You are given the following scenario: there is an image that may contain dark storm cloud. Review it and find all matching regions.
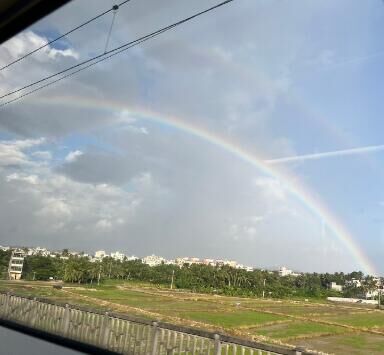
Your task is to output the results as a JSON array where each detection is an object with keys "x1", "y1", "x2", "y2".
[{"x1": 58, "y1": 151, "x2": 147, "y2": 185}]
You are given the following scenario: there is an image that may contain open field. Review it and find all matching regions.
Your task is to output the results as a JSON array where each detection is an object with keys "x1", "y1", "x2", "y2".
[{"x1": 1, "y1": 280, "x2": 384, "y2": 354}]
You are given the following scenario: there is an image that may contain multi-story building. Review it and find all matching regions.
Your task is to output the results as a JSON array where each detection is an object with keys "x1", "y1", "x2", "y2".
[
  {"x1": 27, "y1": 247, "x2": 50, "y2": 256},
  {"x1": 345, "y1": 278, "x2": 362, "y2": 288},
  {"x1": 111, "y1": 251, "x2": 125, "y2": 262},
  {"x1": 94, "y1": 250, "x2": 108, "y2": 260},
  {"x1": 279, "y1": 267, "x2": 301, "y2": 277},
  {"x1": 278, "y1": 266, "x2": 293, "y2": 277},
  {"x1": 175, "y1": 257, "x2": 245, "y2": 269},
  {"x1": 126, "y1": 255, "x2": 138, "y2": 261},
  {"x1": 8, "y1": 249, "x2": 25, "y2": 280},
  {"x1": 224, "y1": 260, "x2": 238, "y2": 268},
  {"x1": 329, "y1": 282, "x2": 343, "y2": 292},
  {"x1": 202, "y1": 258, "x2": 215, "y2": 266},
  {"x1": 142, "y1": 255, "x2": 164, "y2": 267},
  {"x1": 175, "y1": 257, "x2": 202, "y2": 267}
]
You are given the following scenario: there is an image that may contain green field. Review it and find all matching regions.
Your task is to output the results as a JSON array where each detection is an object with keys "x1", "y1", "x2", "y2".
[
  {"x1": 1, "y1": 280, "x2": 384, "y2": 354},
  {"x1": 176, "y1": 310, "x2": 286, "y2": 328},
  {"x1": 253, "y1": 321, "x2": 348, "y2": 340}
]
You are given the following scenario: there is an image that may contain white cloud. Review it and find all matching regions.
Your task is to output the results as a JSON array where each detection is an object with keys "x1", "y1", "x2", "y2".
[
  {"x1": 1, "y1": 31, "x2": 79, "y2": 63},
  {"x1": 249, "y1": 215, "x2": 265, "y2": 223},
  {"x1": 253, "y1": 177, "x2": 286, "y2": 201},
  {"x1": 96, "y1": 219, "x2": 113, "y2": 229},
  {"x1": 0, "y1": 138, "x2": 44, "y2": 167},
  {"x1": 121, "y1": 125, "x2": 149, "y2": 135},
  {"x1": 32, "y1": 151, "x2": 52, "y2": 160},
  {"x1": 36, "y1": 198, "x2": 72, "y2": 219},
  {"x1": 95, "y1": 217, "x2": 125, "y2": 230},
  {"x1": 6, "y1": 173, "x2": 39, "y2": 185},
  {"x1": 0, "y1": 138, "x2": 142, "y2": 241},
  {"x1": 65, "y1": 150, "x2": 83, "y2": 162}
]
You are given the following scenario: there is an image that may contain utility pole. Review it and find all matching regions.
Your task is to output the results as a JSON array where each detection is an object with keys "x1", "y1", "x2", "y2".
[
  {"x1": 33, "y1": 272, "x2": 36, "y2": 281},
  {"x1": 108, "y1": 262, "x2": 112, "y2": 279},
  {"x1": 262, "y1": 278, "x2": 266, "y2": 298},
  {"x1": 98, "y1": 264, "x2": 102, "y2": 286},
  {"x1": 170, "y1": 269, "x2": 175, "y2": 290}
]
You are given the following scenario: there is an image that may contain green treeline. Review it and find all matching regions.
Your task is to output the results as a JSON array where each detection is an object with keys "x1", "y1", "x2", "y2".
[
  {"x1": 0, "y1": 250, "x2": 11, "y2": 279},
  {"x1": 0, "y1": 253, "x2": 377, "y2": 299}
]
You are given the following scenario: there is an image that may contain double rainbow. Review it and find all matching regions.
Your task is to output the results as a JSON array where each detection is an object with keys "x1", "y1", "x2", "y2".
[{"x1": 34, "y1": 95, "x2": 377, "y2": 275}]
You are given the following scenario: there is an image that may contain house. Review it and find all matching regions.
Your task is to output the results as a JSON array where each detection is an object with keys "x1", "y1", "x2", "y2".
[
  {"x1": 278, "y1": 266, "x2": 300, "y2": 277},
  {"x1": 8, "y1": 249, "x2": 25, "y2": 280},
  {"x1": 142, "y1": 255, "x2": 164, "y2": 267},
  {"x1": 279, "y1": 266, "x2": 292, "y2": 277},
  {"x1": 111, "y1": 251, "x2": 125, "y2": 262},
  {"x1": 329, "y1": 282, "x2": 343, "y2": 292},
  {"x1": 94, "y1": 250, "x2": 108, "y2": 260},
  {"x1": 345, "y1": 278, "x2": 362, "y2": 288}
]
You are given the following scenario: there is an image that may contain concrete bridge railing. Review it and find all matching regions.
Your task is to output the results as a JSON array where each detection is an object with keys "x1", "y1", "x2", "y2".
[{"x1": 0, "y1": 292, "x2": 310, "y2": 355}]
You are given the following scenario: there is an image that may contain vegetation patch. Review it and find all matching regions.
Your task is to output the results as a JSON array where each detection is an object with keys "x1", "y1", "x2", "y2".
[
  {"x1": 291, "y1": 333, "x2": 384, "y2": 355},
  {"x1": 252, "y1": 321, "x2": 348, "y2": 340},
  {"x1": 322, "y1": 312, "x2": 384, "y2": 330},
  {"x1": 176, "y1": 310, "x2": 287, "y2": 328},
  {"x1": 2, "y1": 280, "x2": 384, "y2": 354}
]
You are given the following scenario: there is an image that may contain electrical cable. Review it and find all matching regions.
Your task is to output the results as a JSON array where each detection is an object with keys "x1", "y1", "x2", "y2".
[
  {"x1": 0, "y1": 0, "x2": 233, "y2": 105},
  {"x1": 0, "y1": 0, "x2": 132, "y2": 72}
]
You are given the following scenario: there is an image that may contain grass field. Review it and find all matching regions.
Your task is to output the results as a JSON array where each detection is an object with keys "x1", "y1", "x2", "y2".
[{"x1": 1, "y1": 280, "x2": 384, "y2": 354}]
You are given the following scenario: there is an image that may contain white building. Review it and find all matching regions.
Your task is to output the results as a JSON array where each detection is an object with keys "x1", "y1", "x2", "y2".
[
  {"x1": 95, "y1": 250, "x2": 108, "y2": 259},
  {"x1": 126, "y1": 255, "x2": 138, "y2": 261},
  {"x1": 224, "y1": 260, "x2": 238, "y2": 268},
  {"x1": 279, "y1": 266, "x2": 293, "y2": 277},
  {"x1": 236, "y1": 265, "x2": 250, "y2": 271},
  {"x1": 277, "y1": 266, "x2": 300, "y2": 277},
  {"x1": 27, "y1": 247, "x2": 50, "y2": 256},
  {"x1": 329, "y1": 282, "x2": 343, "y2": 292},
  {"x1": 111, "y1": 251, "x2": 125, "y2": 262},
  {"x1": 8, "y1": 249, "x2": 25, "y2": 280},
  {"x1": 345, "y1": 278, "x2": 362, "y2": 288},
  {"x1": 363, "y1": 289, "x2": 379, "y2": 299},
  {"x1": 164, "y1": 259, "x2": 176, "y2": 265},
  {"x1": 175, "y1": 257, "x2": 201, "y2": 267},
  {"x1": 142, "y1": 255, "x2": 165, "y2": 267},
  {"x1": 202, "y1": 258, "x2": 215, "y2": 266}
]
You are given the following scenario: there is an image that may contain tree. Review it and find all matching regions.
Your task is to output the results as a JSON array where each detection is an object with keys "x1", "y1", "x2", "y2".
[
  {"x1": 0, "y1": 250, "x2": 11, "y2": 279},
  {"x1": 23, "y1": 255, "x2": 59, "y2": 280}
]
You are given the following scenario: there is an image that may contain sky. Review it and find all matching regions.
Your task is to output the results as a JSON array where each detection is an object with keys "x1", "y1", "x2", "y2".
[{"x1": 0, "y1": 0, "x2": 384, "y2": 274}]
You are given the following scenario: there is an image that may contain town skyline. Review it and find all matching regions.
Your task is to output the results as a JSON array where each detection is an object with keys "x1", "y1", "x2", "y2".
[{"x1": 1, "y1": 243, "x2": 380, "y2": 277}]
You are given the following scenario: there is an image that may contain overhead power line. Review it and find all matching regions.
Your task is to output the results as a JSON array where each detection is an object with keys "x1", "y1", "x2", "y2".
[
  {"x1": 0, "y1": 0, "x2": 234, "y2": 108},
  {"x1": 0, "y1": 27, "x2": 170, "y2": 108},
  {"x1": 104, "y1": 5, "x2": 120, "y2": 54},
  {"x1": 0, "y1": 0, "x2": 132, "y2": 72}
]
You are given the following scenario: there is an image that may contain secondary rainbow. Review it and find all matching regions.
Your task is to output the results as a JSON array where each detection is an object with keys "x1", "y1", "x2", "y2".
[{"x1": 33, "y1": 95, "x2": 377, "y2": 275}]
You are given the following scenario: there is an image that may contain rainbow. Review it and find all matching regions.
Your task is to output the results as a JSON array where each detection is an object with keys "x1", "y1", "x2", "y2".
[{"x1": 33, "y1": 95, "x2": 377, "y2": 275}]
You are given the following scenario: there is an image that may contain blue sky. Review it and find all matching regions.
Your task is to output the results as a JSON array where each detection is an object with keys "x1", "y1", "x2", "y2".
[{"x1": 0, "y1": 0, "x2": 384, "y2": 273}]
